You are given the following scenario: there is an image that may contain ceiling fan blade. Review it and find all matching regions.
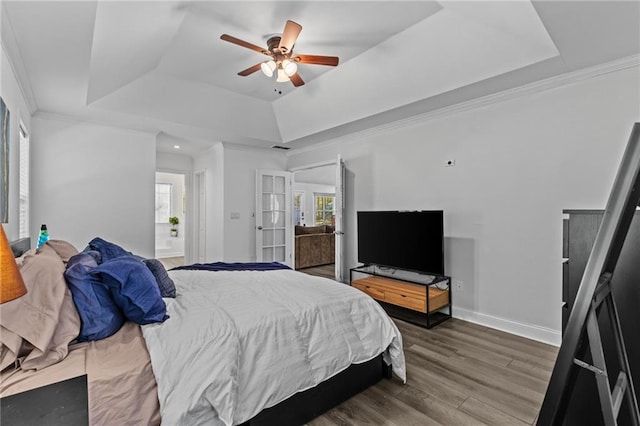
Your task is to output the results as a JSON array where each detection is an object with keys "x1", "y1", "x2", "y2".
[
  {"x1": 289, "y1": 73, "x2": 305, "y2": 87},
  {"x1": 220, "y1": 34, "x2": 269, "y2": 55},
  {"x1": 238, "y1": 63, "x2": 263, "y2": 77},
  {"x1": 278, "y1": 20, "x2": 302, "y2": 54},
  {"x1": 294, "y1": 54, "x2": 339, "y2": 67}
]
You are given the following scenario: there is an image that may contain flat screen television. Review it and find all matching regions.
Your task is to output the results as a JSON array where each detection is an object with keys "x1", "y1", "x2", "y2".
[{"x1": 357, "y1": 210, "x2": 444, "y2": 275}]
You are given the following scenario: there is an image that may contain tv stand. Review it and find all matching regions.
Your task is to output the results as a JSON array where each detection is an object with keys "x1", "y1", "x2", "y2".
[{"x1": 350, "y1": 265, "x2": 451, "y2": 329}]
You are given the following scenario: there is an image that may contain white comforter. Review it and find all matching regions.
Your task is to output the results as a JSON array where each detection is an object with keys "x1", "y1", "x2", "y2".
[{"x1": 141, "y1": 268, "x2": 405, "y2": 426}]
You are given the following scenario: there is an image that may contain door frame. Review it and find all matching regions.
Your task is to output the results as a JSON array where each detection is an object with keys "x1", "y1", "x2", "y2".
[
  {"x1": 289, "y1": 157, "x2": 345, "y2": 281},
  {"x1": 155, "y1": 169, "x2": 192, "y2": 263},
  {"x1": 193, "y1": 170, "x2": 206, "y2": 264}
]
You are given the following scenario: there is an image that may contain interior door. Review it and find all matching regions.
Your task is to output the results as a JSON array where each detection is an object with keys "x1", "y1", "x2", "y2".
[
  {"x1": 335, "y1": 155, "x2": 345, "y2": 282},
  {"x1": 256, "y1": 170, "x2": 292, "y2": 266},
  {"x1": 195, "y1": 171, "x2": 206, "y2": 263}
]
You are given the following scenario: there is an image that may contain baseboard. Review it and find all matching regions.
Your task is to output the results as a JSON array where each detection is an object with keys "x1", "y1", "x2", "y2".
[{"x1": 453, "y1": 307, "x2": 561, "y2": 347}]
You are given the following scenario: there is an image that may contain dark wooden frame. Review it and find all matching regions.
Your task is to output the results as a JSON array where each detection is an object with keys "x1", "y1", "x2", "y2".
[{"x1": 240, "y1": 354, "x2": 392, "y2": 426}]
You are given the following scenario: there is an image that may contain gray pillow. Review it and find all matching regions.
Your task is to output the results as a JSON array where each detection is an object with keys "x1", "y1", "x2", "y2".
[{"x1": 142, "y1": 259, "x2": 177, "y2": 298}]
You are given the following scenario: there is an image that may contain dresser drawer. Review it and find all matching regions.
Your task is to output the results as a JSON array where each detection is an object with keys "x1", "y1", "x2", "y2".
[
  {"x1": 428, "y1": 287, "x2": 449, "y2": 311},
  {"x1": 350, "y1": 268, "x2": 452, "y2": 329},
  {"x1": 352, "y1": 281, "x2": 385, "y2": 300},
  {"x1": 385, "y1": 291, "x2": 426, "y2": 313}
]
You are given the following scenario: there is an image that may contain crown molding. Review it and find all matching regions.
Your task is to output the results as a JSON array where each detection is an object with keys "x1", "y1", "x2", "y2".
[
  {"x1": 33, "y1": 110, "x2": 158, "y2": 137},
  {"x1": 288, "y1": 54, "x2": 640, "y2": 157}
]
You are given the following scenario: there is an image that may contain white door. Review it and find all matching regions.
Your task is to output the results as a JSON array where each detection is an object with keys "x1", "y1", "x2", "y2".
[
  {"x1": 256, "y1": 170, "x2": 292, "y2": 266},
  {"x1": 195, "y1": 171, "x2": 206, "y2": 263},
  {"x1": 335, "y1": 155, "x2": 345, "y2": 282}
]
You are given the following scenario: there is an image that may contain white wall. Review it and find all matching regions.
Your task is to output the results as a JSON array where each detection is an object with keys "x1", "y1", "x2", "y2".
[
  {"x1": 286, "y1": 65, "x2": 640, "y2": 345},
  {"x1": 222, "y1": 145, "x2": 287, "y2": 262},
  {"x1": 157, "y1": 151, "x2": 192, "y2": 172},
  {"x1": 0, "y1": 44, "x2": 32, "y2": 240},
  {"x1": 31, "y1": 115, "x2": 156, "y2": 257},
  {"x1": 193, "y1": 143, "x2": 224, "y2": 262}
]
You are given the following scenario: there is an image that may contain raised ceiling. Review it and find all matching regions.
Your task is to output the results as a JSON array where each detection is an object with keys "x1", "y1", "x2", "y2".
[{"x1": 2, "y1": 1, "x2": 639, "y2": 155}]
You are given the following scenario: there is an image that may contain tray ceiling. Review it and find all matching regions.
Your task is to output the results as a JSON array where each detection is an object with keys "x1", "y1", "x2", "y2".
[{"x1": 2, "y1": 1, "x2": 639, "y2": 154}]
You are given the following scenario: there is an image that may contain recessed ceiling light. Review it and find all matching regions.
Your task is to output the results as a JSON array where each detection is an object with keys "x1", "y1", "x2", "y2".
[{"x1": 173, "y1": 145, "x2": 180, "y2": 149}]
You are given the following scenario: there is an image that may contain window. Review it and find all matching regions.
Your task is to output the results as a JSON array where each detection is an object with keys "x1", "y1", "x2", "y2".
[
  {"x1": 314, "y1": 193, "x2": 335, "y2": 225},
  {"x1": 18, "y1": 123, "x2": 29, "y2": 238},
  {"x1": 155, "y1": 183, "x2": 172, "y2": 223}
]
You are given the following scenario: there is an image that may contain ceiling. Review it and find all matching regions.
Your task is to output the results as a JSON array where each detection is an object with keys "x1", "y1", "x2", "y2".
[{"x1": 2, "y1": 1, "x2": 639, "y2": 156}]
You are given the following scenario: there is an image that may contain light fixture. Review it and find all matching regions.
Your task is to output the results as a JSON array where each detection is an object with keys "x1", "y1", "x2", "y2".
[
  {"x1": 282, "y1": 59, "x2": 297, "y2": 77},
  {"x1": 173, "y1": 145, "x2": 180, "y2": 149},
  {"x1": 276, "y1": 68, "x2": 290, "y2": 83},
  {"x1": 0, "y1": 224, "x2": 27, "y2": 304},
  {"x1": 260, "y1": 60, "x2": 276, "y2": 77}
]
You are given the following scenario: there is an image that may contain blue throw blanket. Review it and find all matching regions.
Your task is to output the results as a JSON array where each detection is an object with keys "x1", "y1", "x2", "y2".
[
  {"x1": 170, "y1": 262, "x2": 291, "y2": 272},
  {"x1": 85, "y1": 237, "x2": 132, "y2": 263}
]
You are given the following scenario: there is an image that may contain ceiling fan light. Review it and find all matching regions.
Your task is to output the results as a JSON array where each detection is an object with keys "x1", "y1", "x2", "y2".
[
  {"x1": 261, "y1": 60, "x2": 276, "y2": 77},
  {"x1": 282, "y1": 59, "x2": 297, "y2": 77},
  {"x1": 276, "y1": 68, "x2": 290, "y2": 83}
]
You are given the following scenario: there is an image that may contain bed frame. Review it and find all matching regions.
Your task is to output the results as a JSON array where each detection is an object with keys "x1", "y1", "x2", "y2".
[
  {"x1": 241, "y1": 354, "x2": 392, "y2": 426},
  {"x1": 10, "y1": 237, "x2": 31, "y2": 258}
]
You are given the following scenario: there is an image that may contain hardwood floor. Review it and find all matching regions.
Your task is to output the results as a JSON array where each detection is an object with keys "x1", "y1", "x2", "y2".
[
  {"x1": 308, "y1": 318, "x2": 558, "y2": 426},
  {"x1": 158, "y1": 256, "x2": 185, "y2": 270},
  {"x1": 297, "y1": 263, "x2": 336, "y2": 280}
]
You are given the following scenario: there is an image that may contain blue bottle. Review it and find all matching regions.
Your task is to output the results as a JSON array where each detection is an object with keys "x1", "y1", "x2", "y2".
[{"x1": 37, "y1": 224, "x2": 49, "y2": 248}]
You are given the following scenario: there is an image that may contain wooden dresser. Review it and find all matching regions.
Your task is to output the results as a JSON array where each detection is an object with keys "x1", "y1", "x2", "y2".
[{"x1": 350, "y1": 265, "x2": 451, "y2": 328}]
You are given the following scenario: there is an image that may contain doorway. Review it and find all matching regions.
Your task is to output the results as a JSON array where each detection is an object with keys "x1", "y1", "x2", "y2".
[
  {"x1": 155, "y1": 171, "x2": 186, "y2": 266},
  {"x1": 291, "y1": 158, "x2": 344, "y2": 282}
]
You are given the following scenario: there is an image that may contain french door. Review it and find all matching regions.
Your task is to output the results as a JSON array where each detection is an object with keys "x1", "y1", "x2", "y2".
[{"x1": 255, "y1": 170, "x2": 292, "y2": 266}]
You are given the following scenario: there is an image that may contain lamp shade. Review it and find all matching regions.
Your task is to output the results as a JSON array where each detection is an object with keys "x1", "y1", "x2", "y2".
[
  {"x1": 282, "y1": 59, "x2": 297, "y2": 77},
  {"x1": 0, "y1": 224, "x2": 27, "y2": 303},
  {"x1": 276, "y1": 68, "x2": 290, "y2": 83},
  {"x1": 261, "y1": 60, "x2": 276, "y2": 77}
]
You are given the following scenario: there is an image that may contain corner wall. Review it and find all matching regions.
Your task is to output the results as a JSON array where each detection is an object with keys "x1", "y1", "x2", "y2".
[
  {"x1": 222, "y1": 145, "x2": 287, "y2": 262},
  {"x1": 286, "y1": 65, "x2": 640, "y2": 345},
  {"x1": 31, "y1": 115, "x2": 156, "y2": 257}
]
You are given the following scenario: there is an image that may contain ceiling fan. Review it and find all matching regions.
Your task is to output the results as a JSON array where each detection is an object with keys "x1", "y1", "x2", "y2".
[{"x1": 220, "y1": 20, "x2": 339, "y2": 87}]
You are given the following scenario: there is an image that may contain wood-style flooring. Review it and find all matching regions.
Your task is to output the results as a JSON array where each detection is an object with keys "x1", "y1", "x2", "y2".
[
  {"x1": 309, "y1": 318, "x2": 558, "y2": 426},
  {"x1": 297, "y1": 263, "x2": 336, "y2": 280},
  {"x1": 158, "y1": 256, "x2": 185, "y2": 270}
]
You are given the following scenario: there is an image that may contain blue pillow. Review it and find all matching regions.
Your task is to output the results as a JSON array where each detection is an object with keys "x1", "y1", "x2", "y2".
[
  {"x1": 64, "y1": 252, "x2": 125, "y2": 342},
  {"x1": 142, "y1": 259, "x2": 176, "y2": 298},
  {"x1": 85, "y1": 237, "x2": 132, "y2": 263},
  {"x1": 93, "y1": 257, "x2": 168, "y2": 325}
]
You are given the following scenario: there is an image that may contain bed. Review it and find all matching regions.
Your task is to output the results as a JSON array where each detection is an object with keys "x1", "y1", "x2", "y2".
[{"x1": 1, "y1": 239, "x2": 406, "y2": 425}]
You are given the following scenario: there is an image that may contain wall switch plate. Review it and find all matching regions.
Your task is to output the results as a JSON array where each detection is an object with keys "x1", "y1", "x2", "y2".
[
  {"x1": 445, "y1": 159, "x2": 456, "y2": 167},
  {"x1": 454, "y1": 280, "x2": 463, "y2": 290}
]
